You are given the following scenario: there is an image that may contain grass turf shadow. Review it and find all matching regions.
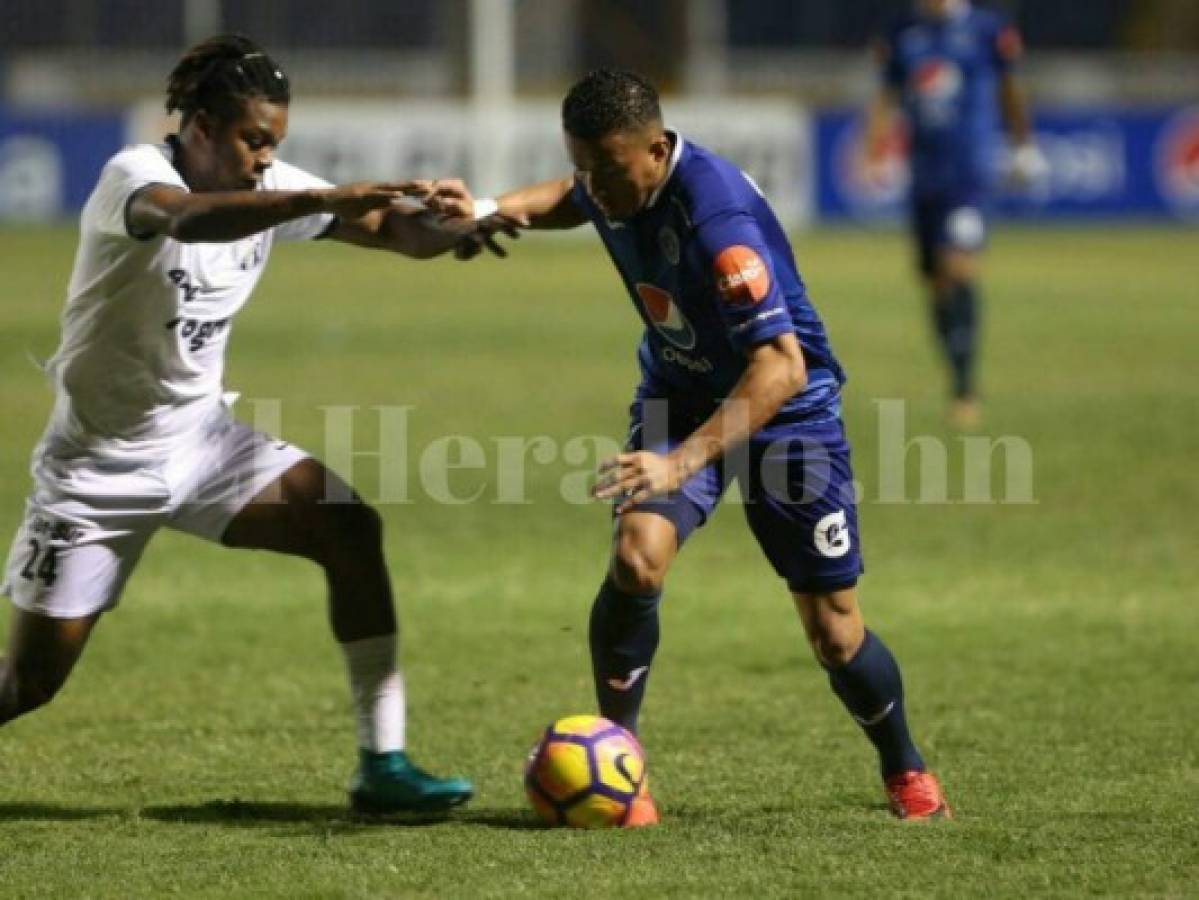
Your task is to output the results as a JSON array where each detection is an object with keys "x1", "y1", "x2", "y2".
[
  {"x1": 0, "y1": 802, "x2": 125, "y2": 821},
  {"x1": 141, "y1": 800, "x2": 545, "y2": 831}
]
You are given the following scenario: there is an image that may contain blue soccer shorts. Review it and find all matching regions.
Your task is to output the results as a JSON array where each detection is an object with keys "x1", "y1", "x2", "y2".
[
  {"x1": 622, "y1": 395, "x2": 864, "y2": 594},
  {"x1": 911, "y1": 192, "x2": 988, "y2": 276}
]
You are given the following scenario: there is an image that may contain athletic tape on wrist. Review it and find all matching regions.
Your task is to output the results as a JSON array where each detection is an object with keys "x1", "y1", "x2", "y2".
[{"x1": 474, "y1": 197, "x2": 499, "y2": 221}]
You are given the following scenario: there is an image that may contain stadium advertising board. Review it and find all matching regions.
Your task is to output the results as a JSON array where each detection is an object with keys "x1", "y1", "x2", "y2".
[
  {"x1": 5, "y1": 102, "x2": 1197, "y2": 223},
  {"x1": 127, "y1": 99, "x2": 814, "y2": 228},
  {"x1": 0, "y1": 111, "x2": 124, "y2": 221},
  {"x1": 817, "y1": 105, "x2": 1199, "y2": 221}
]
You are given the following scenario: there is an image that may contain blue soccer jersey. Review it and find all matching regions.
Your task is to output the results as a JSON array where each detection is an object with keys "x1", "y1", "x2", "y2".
[
  {"x1": 572, "y1": 133, "x2": 845, "y2": 425},
  {"x1": 883, "y1": 3, "x2": 1023, "y2": 197}
]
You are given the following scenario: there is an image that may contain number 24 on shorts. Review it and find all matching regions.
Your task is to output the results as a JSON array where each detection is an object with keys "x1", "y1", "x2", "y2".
[{"x1": 19, "y1": 539, "x2": 60, "y2": 587}]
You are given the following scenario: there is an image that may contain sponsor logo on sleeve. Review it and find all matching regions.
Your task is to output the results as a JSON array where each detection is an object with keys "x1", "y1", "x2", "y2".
[
  {"x1": 729, "y1": 307, "x2": 786, "y2": 335},
  {"x1": 996, "y1": 25, "x2": 1024, "y2": 63},
  {"x1": 713, "y1": 245, "x2": 770, "y2": 306}
]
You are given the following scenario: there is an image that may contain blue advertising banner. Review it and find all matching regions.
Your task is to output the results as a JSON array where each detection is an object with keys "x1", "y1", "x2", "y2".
[
  {"x1": 0, "y1": 110, "x2": 125, "y2": 221},
  {"x1": 5, "y1": 104, "x2": 1199, "y2": 224},
  {"x1": 816, "y1": 105, "x2": 1199, "y2": 222}
]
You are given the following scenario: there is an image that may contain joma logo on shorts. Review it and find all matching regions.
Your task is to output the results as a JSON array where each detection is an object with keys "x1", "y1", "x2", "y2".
[{"x1": 165, "y1": 316, "x2": 230, "y2": 352}]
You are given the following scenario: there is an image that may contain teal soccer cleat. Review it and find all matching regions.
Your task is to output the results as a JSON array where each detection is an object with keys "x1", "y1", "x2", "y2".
[{"x1": 348, "y1": 750, "x2": 474, "y2": 816}]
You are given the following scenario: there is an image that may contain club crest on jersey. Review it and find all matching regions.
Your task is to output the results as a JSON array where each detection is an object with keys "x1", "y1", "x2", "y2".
[
  {"x1": 714, "y1": 245, "x2": 770, "y2": 306},
  {"x1": 635, "y1": 283, "x2": 696, "y2": 349},
  {"x1": 658, "y1": 226, "x2": 681, "y2": 265}
]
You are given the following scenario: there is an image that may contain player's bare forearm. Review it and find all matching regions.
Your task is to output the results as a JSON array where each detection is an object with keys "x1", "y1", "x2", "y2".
[
  {"x1": 670, "y1": 333, "x2": 808, "y2": 480},
  {"x1": 129, "y1": 185, "x2": 327, "y2": 243},
  {"x1": 999, "y1": 74, "x2": 1033, "y2": 145},
  {"x1": 496, "y1": 178, "x2": 587, "y2": 230},
  {"x1": 332, "y1": 207, "x2": 466, "y2": 259},
  {"x1": 129, "y1": 181, "x2": 427, "y2": 244},
  {"x1": 593, "y1": 334, "x2": 807, "y2": 513}
]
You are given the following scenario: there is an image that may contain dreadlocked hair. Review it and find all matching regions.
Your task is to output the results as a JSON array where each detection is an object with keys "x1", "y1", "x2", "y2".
[{"x1": 166, "y1": 34, "x2": 290, "y2": 125}]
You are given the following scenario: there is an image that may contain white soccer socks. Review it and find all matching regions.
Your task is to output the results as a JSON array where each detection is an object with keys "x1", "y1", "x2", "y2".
[{"x1": 340, "y1": 633, "x2": 406, "y2": 753}]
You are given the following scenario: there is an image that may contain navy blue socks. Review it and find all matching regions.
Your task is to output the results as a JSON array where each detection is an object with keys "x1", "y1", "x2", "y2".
[
  {"x1": 826, "y1": 630, "x2": 925, "y2": 778},
  {"x1": 589, "y1": 576, "x2": 661, "y2": 734},
  {"x1": 934, "y1": 280, "x2": 979, "y2": 399},
  {"x1": 590, "y1": 576, "x2": 925, "y2": 776}
]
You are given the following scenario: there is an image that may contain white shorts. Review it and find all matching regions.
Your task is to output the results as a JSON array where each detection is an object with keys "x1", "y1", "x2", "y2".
[{"x1": 2, "y1": 413, "x2": 308, "y2": 619}]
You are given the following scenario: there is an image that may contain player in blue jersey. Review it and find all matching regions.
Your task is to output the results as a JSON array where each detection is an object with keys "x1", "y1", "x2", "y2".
[
  {"x1": 865, "y1": 0, "x2": 1045, "y2": 428},
  {"x1": 440, "y1": 69, "x2": 949, "y2": 823}
]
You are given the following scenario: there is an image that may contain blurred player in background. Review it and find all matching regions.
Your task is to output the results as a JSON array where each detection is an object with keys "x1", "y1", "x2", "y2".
[
  {"x1": 0, "y1": 34, "x2": 513, "y2": 817},
  {"x1": 865, "y1": 0, "x2": 1046, "y2": 428},
  {"x1": 443, "y1": 69, "x2": 950, "y2": 824}
]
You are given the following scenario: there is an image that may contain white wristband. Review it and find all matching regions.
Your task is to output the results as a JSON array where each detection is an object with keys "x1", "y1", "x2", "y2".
[{"x1": 473, "y1": 197, "x2": 499, "y2": 220}]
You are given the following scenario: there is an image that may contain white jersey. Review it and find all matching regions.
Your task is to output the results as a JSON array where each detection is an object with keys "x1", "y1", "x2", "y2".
[{"x1": 40, "y1": 141, "x2": 335, "y2": 462}]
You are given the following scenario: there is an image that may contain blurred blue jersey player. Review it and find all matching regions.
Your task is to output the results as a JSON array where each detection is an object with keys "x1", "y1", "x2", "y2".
[
  {"x1": 440, "y1": 70, "x2": 949, "y2": 824},
  {"x1": 865, "y1": 0, "x2": 1045, "y2": 428}
]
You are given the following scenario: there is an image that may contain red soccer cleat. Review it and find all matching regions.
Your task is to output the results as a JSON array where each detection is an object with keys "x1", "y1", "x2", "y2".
[
  {"x1": 622, "y1": 778, "x2": 660, "y2": 827},
  {"x1": 884, "y1": 770, "x2": 951, "y2": 820}
]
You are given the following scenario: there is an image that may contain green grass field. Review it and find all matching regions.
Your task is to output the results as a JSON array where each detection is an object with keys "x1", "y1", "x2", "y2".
[{"x1": 0, "y1": 225, "x2": 1195, "y2": 897}]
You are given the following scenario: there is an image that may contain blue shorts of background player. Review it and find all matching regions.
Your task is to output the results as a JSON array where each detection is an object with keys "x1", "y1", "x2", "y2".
[
  {"x1": 912, "y1": 192, "x2": 989, "y2": 279},
  {"x1": 626, "y1": 394, "x2": 864, "y2": 595}
]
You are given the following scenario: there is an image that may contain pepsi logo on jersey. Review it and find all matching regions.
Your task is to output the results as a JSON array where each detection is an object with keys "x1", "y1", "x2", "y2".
[
  {"x1": 912, "y1": 59, "x2": 962, "y2": 101},
  {"x1": 635, "y1": 283, "x2": 698, "y2": 349}
]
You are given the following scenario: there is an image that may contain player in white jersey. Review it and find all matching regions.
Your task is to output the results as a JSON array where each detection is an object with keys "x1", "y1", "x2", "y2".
[{"x1": 0, "y1": 34, "x2": 514, "y2": 816}]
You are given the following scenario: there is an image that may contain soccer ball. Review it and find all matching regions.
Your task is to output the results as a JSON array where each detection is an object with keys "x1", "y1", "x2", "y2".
[{"x1": 524, "y1": 715, "x2": 646, "y2": 828}]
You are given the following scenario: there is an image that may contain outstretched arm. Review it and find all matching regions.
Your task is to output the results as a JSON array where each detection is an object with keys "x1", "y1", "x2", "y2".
[
  {"x1": 496, "y1": 177, "x2": 588, "y2": 230},
  {"x1": 425, "y1": 176, "x2": 584, "y2": 261},
  {"x1": 127, "y1": 181, "x2": 427, "y2": 244},
  {"x1": 429, "y1": 176, "x2": 587, "y2": 231},
  {"x1": 328, "y1": 177, "x2": 514, "y2": 259}
]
